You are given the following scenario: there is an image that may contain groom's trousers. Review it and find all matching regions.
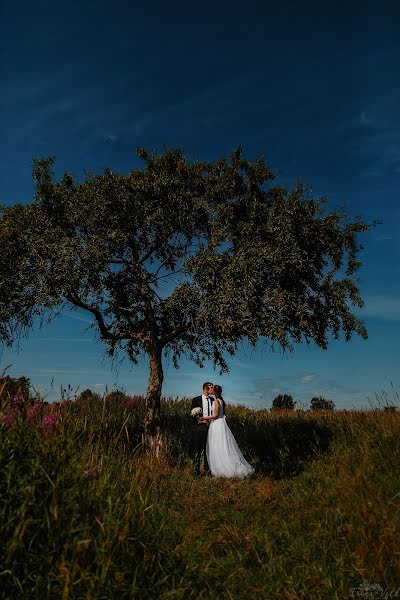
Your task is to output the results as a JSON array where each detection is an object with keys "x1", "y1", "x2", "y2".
[{"x1": 191, "y1": 424, "x2": 210, "y2": 474}]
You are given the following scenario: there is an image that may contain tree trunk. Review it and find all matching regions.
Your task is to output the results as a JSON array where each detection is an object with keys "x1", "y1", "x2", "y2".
[{"x1": 144, "y1": 346, "x2": 164, "y2": 456}]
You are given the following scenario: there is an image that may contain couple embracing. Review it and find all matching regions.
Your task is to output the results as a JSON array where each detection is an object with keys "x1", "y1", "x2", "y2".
[{"x1": 190, "y1": 382, "x2": 255, "y2": 479}]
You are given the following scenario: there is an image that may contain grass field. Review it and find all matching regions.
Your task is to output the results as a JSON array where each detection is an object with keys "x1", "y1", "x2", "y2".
[{"x1": 1, "y1": 390, "x2": 399, "y2": 599}]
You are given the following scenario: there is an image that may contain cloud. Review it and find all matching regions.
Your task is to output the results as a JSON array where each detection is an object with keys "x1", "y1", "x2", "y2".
[
  {"x1": 355, "y1": 117, "x2": 400, "y2": 176},
  {"x1": 34, "y1": 338, "x2": 92, "y2": 342},
  {"x1": 250, "y1": 372, "x2": 368, "y2": 409},
  {"x1": 102, "y1": 133, "x2": 118, "y2": 142},
  {"x1": 36, "y1": 368, "x2": 107, "y2": 375},
  {"x1": 124, "y1": 69, "x2": 258, "y2": 140},
  {"x1": 299, "y1": 373, "x2": 318, "y2": 384},
  {"x1": 249, "y1": 373, "x2": 320, "y2": 405},
  {"x1": 359, "y1": 167, "x2": 383, "y2": 178},
  {"x1": 254, "y1": 372, "x2": 319, "y2": 386},
  {"x1": 230, "y1": 358, "x2": 250, "y2": 368},
  {"x1": 359, "y1": 111, "x2": 371, "y2": 125},
  {"x1": 61, "y1": 311, "x2": 93, "y2": 324},
  {"x1": 135, "y1": 121, "x2": 144, "y2": 136},
  {"x1": 357, "y1": 295, "x2": 400, "y2": 321},
  {"x1": 374, "y1": 233, "x2": 393, "y2": 241}
]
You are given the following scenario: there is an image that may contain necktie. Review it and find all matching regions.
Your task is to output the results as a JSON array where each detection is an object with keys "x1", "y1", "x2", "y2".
[{"x1": 207, "y1": 396, "x2": 210, "y2": 416}]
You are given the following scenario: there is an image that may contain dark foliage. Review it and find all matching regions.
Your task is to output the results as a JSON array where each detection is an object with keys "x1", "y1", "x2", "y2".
[
  {"x1": 272, "y1": 394, "x2": 296, "y2": 410},
  {"x1": 310, "y1": 396, "x2": 336, "y2": 411}
]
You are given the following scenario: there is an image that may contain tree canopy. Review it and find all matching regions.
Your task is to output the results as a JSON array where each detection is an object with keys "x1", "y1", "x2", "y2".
[
  {"x1": 272, "y1": 394, "x2": 296, "y2": 411},
  {"x1": 0, "y1": 146, "x2": 375, "y2": 452},
  {"x1": 310, "y1": 396, "x2": 336, "y2": 411}
]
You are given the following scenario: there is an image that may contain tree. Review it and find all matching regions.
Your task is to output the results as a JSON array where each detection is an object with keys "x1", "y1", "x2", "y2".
[
  {"x1": 0, "y1": 374, "x2": 31, "y2": 404},
  {"x1": 0, "y1": 147, "x2": 375, "y2": 454},
  {"x1": 272, "y1": 394, "x2": 296, "y2": 410},
  {"x1": 310, "y1": 396, "x2": 335, "y2": 411},
  {"x1": 77, "y1": 388, "x2": 100, "y2": 402}
]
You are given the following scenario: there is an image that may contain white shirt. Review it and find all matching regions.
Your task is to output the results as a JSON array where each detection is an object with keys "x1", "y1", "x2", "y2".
[{"x1": 202, "y1": 393, "x2": 212, "y2": 417}]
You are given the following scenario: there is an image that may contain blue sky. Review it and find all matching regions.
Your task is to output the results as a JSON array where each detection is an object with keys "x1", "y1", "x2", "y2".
[{"x1": 1, "y1": 0, "x2": 399, "y2": 409}]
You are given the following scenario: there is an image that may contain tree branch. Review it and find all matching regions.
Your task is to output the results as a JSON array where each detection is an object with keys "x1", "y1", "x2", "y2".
[
  {"x1": 65, "y1": 293, "x2": 144, "y2": 343},
  {"x1": 138, "y1": 244, "x2": 158, "y2": 265},
  {"x1": 109, "y1": 258, "x2": 131, "y2": 266},
  {"x1": 162, "y1": 324, "x2": 188, "y2": 345},
  {"x1": 155, "y1": 267, "x2": 185, "y2": 281},
  {"x1": 139, "y1": 282, "x2": 162, "y2": 347}
]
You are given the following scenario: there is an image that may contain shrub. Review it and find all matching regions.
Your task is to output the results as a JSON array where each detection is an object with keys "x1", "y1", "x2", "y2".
[
  {"x1": 77, "y1": 388, "x2": 100, "y2": 402},
  {"x1": 0, "y1": 375, "x2": 31, "y2": 405},
  {"x1": 272, "y1": 394, "x2": 295, "y2": 410},
  {"x1": 105, "y1": 389, "x2": 128, "y2": 402},
  {"x1": 310, "y1": 396, "x2": 336, "y2": 411}
]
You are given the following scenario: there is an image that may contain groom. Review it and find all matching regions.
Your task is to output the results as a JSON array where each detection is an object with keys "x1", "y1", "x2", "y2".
[{"x1": 190, "y1": 382, "x2": 214, "y2": 476}]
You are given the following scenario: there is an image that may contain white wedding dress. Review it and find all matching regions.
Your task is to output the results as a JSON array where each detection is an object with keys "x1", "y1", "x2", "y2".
[{"x1": 206, "y1": 400, "x2": 255, "y2": 478}]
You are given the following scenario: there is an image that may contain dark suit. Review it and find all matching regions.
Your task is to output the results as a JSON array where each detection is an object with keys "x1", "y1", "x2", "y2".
[{"x1": 190, "y1": 395, "x2": 212, "y2": 474}]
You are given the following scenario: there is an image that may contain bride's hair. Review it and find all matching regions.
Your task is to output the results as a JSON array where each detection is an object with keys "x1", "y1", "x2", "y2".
[{"x1": 213, "y1": 384, "x2": 225, "y2": 407}]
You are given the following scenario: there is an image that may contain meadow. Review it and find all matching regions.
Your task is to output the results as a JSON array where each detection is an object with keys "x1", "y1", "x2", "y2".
[{"x1": 0, "y1": 388, "x2": 399, "y2": 599}]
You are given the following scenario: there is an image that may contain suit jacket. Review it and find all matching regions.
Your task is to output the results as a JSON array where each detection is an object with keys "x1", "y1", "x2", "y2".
[{"x1": 191, "y1": 395, "x2": 213, "y2": 430}]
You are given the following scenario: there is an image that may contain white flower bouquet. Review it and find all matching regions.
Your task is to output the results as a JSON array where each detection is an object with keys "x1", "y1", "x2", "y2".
[{"x1": 191, "y1": 407, "x2": 202, "y2": 417}]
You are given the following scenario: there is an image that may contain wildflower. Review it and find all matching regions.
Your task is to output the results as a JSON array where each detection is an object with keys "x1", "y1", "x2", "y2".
[
  {"x1": 12, "y1": 393, "x2": 24, "y2": 407},
  {"x1": 82, "y1": 465, "x2": 100, "y2": 479},
  {"x1": 2, "y1": 410, "x2": 14, "y2": 426},
  {"x1": 42, "y1": 414, "x2": 58, "y2": 429},
  {"x1": 27, "y1": 403, "x2": 41, "y2": 420}
]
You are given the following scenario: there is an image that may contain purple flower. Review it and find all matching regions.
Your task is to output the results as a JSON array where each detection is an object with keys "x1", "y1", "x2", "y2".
[
  {"x1": 82, "y1": 465, "x2": 100, "y2": 479},
  {"x1": 42, "y1": 414, "x2": 58, "y2": 429},
  {"x1": 2, "y1": 410, "x2": 14, "y2": 426},
  {"x1": 12, "y1": 393, "x2": 24, "y2": 406},
  {"x1": 27, "y1": 403, "x2": 41, "y2": 420}
]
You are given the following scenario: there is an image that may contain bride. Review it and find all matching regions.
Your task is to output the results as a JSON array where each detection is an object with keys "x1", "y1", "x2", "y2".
[{"x1": 201, "y1": 384, "x2": 254, "y2": 479}]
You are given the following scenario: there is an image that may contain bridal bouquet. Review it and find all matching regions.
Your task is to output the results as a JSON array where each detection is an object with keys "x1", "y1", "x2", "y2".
[{"x1": 191, "y1": 407, "x2": 202, "y2": 417}]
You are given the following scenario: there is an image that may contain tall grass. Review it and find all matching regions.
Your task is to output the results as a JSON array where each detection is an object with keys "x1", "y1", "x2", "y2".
[{"x1": 0, "y1": 389, "x2": 399, "y2": 599}]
